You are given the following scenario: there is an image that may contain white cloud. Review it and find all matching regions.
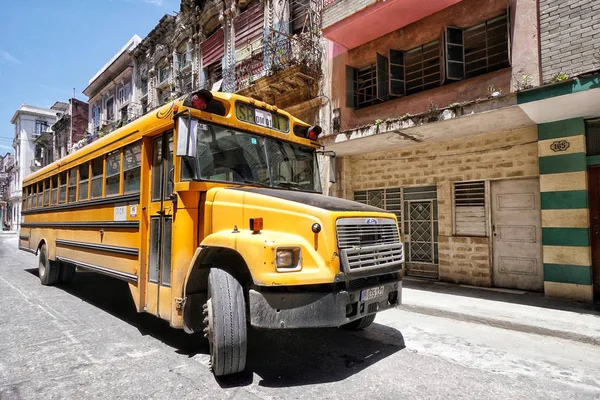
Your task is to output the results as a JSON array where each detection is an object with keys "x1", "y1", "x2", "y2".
[{"x1": 0, "y1": 50, "x2": 21, "y2": 64}]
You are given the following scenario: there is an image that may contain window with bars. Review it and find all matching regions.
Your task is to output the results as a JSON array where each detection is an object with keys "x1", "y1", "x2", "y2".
[
  {"x1": 346, "y1": 53, "x2": 388, "y2": 108},
  {"x1": 405, "y1": 41, "x2": 441, "y2": 95},
  {"x1": 345, "y1": 11, "x2": 510, "y2": 108},
  {"x1": 454, "y1": 181, "x2": 487, "y2": 237},
  {"x1": 463, "y1": 14, "x2": 510, "y2": 79}
]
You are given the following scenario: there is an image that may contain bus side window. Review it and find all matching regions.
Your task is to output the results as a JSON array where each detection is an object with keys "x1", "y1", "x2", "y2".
[
  {"x1": 59, "y1": 171, "x2": 67, "y2": 204},
  {"x1": 106, "y1": 150, "x2": 121, "y2": 196},
  {"x1": 79, "y1": 162, "x2": 90, "y2": 201},
  {"x1": 91, "y1": 157, "x2": 103, "y2": 198},
  {"x1": 44, "y1": 179, "x2": 50, "y2": 206},
  {"x1": 123, "y1": 142, "x2": 141, "y2": 193},
  {"x1": 68, "y1": 167, "x2": 77, "y2": 203},
  {"x1": 22, "y1": 187, "x2": 27, "y2": 211},
  {"x1": 51, "y1": 175, "x2": 58, "y2": 204},
  {"x1": 37, "y1": 183, "x2": 42, "y2": 208}
]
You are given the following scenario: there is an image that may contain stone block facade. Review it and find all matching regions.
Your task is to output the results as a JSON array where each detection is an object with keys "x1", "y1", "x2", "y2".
[
  {"x1": 341, "y1": 126, "x2": 539, "y2": 287},
  {"x1": 539, "y1": 0, "x2": 600, "y2": 83}
]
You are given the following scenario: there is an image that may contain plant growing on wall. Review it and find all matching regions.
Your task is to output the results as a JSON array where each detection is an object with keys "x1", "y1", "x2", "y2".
[
  {"x1": 513, "y1": 69, "x2": 533, "y2": 90},
  {"x1": 551, "y1": 71, "x2": 569, "y2": 83}
]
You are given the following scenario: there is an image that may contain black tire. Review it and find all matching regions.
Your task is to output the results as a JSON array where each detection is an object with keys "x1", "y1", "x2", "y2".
[
  {"x1": 38, "y1": 244, "x2": 59, "y2": 286},
  {"x1": 59, "y1": 263, "x2": 76, "y2": 284},
  {"x1": 203, "y1": 268, "x2": 247, "y2": 376},
  {"x1": 342, "y1": 314, "x2": 376, "y2": 330}
]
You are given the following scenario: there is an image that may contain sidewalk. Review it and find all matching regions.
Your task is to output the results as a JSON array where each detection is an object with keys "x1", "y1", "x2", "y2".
[
  {"x1": 399, "y1": 278, "x2": 600, "y2": 345},
  {"x1": 0, "y1": 230, "x2": 17, "y2": 235}
]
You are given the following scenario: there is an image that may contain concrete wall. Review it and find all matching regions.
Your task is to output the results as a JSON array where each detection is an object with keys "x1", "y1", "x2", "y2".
[
  {"x1": 330, "y1": 0, "x2": 540, "y2": 132},
  {"x1": 340, "y1": 126, "x2": 539, "y2": 286},
  {"x1": 539, "y1": 0, "x2": 600, "y2": 83},
  {"x1": 322, "y1": 0, "x2": 378, "y2": 29}
]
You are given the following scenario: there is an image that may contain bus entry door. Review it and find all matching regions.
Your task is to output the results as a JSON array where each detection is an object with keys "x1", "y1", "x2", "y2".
[{"x1": 145, "y1": 132, "x2": 174, "y2": 320}]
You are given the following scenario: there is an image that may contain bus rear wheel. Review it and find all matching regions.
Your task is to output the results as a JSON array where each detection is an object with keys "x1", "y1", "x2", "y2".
[
  {"x1": 38, "y1": 244, "x2": 59, "y2": 286},
  {"x1": 203, "y1": 268, "x2": 247, "y2": 376}
]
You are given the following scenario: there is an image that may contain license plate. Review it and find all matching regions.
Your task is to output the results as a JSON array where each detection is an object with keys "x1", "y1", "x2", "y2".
[
  {"x1": 254, "y1": 109, "x2": 272, "y2": 128},
  {"x1": 361, "y1": 286, "x2": 385, "y2": 301}
]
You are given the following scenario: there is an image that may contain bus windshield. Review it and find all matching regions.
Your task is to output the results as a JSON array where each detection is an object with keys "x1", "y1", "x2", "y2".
[{"x1": 184, "y1": 120, "x2": 322, "y2": 192}]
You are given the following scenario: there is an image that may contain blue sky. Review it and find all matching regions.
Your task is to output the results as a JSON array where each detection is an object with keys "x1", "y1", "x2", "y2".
[{"x1": 0, "y1": 0, "x2": 180, "y2": 154}]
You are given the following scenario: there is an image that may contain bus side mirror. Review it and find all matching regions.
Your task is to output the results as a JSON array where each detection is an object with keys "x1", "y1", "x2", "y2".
[
  {"x1": 329, "y1": 155, "x2": 337, "y2": 184},
  {"x1": 317, "y1": 150, "x2": 337, "y2": 184},
  {"x1": 175, "y1": 115, "x2": 197, "y2": 158}
]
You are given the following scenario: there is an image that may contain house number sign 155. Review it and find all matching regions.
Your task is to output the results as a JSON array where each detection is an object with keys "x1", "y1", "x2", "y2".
[{"x1": 550, "y1": 140, "x2": 570, "y2": 152}]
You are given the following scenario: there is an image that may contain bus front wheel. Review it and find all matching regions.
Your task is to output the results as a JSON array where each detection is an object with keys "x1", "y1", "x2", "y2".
[
  {"x1": 38, "y1": 244, "x2": 59, "y2": 286},
  {"x1": 203, "y1": 268, "x2": 247, "y2": 376}
]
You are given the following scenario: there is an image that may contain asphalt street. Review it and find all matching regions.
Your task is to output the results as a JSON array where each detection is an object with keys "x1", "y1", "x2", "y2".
[{"x1": 1, "y1": 234, "x2": 599, "y2": 400}]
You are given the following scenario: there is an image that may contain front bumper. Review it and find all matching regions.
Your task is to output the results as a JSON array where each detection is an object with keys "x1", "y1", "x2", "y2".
[{"x1": 249, "y1": 279, "x2": 402, "y2": 329}]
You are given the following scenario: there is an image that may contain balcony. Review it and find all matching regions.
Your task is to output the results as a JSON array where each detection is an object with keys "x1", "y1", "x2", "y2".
[
  {"x1": 219, "y1": 31, "x2": 322, "y2": 109},
  {"x1": 322, "y1": 0, "x2": 464, "y2": 50}
]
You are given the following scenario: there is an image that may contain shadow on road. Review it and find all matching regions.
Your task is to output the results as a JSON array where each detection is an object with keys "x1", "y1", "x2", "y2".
[{"x1": 25, "y1": 268, "x2": 406, "y2": 387}]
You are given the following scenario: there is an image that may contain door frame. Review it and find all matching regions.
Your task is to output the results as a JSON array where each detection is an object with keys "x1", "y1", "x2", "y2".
[{"x1": 144, "y1": 132, "x2": 174, "y2": 320}]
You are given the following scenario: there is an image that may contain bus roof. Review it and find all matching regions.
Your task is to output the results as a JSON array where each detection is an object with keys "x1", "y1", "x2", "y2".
[{"x1": 23, "y1": 91, "x2": 319, "y2": 186}]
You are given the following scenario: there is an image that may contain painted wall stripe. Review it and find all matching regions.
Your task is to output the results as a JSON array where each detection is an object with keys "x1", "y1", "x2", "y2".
[
  {"x1": 543, "y1": 263, "x2": 593, "y2": 285},
  {"x1": 538, "y1": 135, "x2": 585, "y2": 157},
  {"x1": 541, "y1": 227, "x2": 590, "y2": 246},
  {"x1": 539, "y1": 171, "x2": 587, "y2": 192},
  {"x1": 539, "y1": 153, "x2": 586, "y2": 175},
  {"x1": 541, "y1": 209, "x2": 589, "y2": 228},
  {"x1": 587, "y1": 155, "x2": 600, "y2": 165},
  {"x1": 540, "y1": 190, "x2": 588, "y2": 209},
  {"x1": 542, "y1": 245, "x2": 591, "y2": 266},
  {"x1": 543, "y1": 281, "x2": 593, "y2": 302},
  {"x1": 517, "y1": 76, "x2": 600, "y2": 104},
  {"x1": 537, "y1": 118, "x2": 585, "y2": 141}
]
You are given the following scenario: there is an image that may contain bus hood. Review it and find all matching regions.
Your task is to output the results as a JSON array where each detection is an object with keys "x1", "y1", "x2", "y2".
[{"x1": 230, "y1": 187, "x2": 385, "y2": 213}]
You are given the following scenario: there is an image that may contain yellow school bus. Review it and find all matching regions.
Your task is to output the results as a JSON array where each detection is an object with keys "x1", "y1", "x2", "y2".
[{"x1": 19, "y1": 90, "x2": 404, "y2": 376}]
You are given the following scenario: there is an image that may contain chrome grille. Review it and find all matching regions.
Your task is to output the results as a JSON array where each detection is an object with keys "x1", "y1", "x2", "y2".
[
  {"x1": 336, "y1": 218, "x2": 403, "y2": 273},
  {"x1": 340, "y1": 243, "x2": 404, "y2": 272},
  {"x1": 336, "y1": 218, "x2": 400, "y2": 249}
]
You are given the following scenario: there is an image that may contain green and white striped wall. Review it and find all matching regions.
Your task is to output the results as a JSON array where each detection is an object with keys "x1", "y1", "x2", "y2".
[{"x1": 538, "y1": 117, "x2": 593, "y2": 302}]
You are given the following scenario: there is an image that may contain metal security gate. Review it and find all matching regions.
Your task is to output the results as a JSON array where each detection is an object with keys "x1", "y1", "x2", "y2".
[{"x1": 354, "y1": 185, "x2": 438, "y2": 278}]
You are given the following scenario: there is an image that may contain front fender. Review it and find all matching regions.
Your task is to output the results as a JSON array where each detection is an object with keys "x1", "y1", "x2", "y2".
[{"x1": 189, "y1": 229, "x2": 339, "y2": 287}]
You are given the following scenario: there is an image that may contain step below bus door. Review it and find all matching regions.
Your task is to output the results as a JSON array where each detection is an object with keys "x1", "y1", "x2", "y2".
[{"x1": 145, "y1": 132, "x2": 174, "y2": 321}]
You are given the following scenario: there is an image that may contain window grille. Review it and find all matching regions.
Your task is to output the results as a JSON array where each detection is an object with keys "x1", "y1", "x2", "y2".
[{"x1": 454, "y1": 181, "x2": 486, "y2": 236}]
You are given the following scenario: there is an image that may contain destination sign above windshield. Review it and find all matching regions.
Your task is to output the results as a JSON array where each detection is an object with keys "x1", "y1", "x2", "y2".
[{"x1": 235, "y1": 101, "x2": 289, "y2": 133}]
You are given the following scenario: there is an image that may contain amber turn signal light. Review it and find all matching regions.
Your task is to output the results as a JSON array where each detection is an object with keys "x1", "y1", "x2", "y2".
[{"x1": 250, "y1": 218, "x2": 263, "y2": 233}]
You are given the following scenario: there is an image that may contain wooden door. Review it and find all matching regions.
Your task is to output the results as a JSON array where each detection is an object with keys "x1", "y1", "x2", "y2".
[
  {"x1": 588, "y1": 167, "x2": 600, "y2": 300},
  {"x1": 491, "y1": 178, "x2": 543, "y2": 291},
  {"x1": 144, "y1": 133, "x2": 174, "y2": 320}
]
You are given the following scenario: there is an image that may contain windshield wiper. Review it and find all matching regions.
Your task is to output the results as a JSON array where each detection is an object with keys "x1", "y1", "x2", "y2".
[{"x1": 243, "y1": 180, "x2": 271, "y2": 188}]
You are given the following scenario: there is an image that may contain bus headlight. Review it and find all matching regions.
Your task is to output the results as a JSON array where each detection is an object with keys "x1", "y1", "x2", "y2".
[{"x1": 275, "y1": 247, "x2": 302, "y2": 272}]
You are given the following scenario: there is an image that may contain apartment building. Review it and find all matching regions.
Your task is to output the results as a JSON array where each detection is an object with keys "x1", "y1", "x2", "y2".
[{"x1": 320, "y1": 0, "x2": 600, "y2": 301}]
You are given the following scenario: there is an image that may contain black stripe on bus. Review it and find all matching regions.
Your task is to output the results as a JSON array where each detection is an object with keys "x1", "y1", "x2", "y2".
[
  {"x1": 56, "y1": 239, "x2": 139, "y2": 257},
  {"x1": 21, "y1": 221, "x2": 139, "y2": 229},
  {"x1": 19, "y1": 246, "x2": 37, "y2": 255},
  {"x1": 57, "y1": 256, "x2": 138, "y2": 283},
  {"x1": 19, "y1": 235, "x2": 30, "y2": 241},
  {"x1": 21, "y1": 193, "x2": 140, "y2": 215}
]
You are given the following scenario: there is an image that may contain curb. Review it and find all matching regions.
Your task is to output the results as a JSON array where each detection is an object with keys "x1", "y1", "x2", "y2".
[{"x1": 399, "y1": 304, "x2": 600, "y2": 347}]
